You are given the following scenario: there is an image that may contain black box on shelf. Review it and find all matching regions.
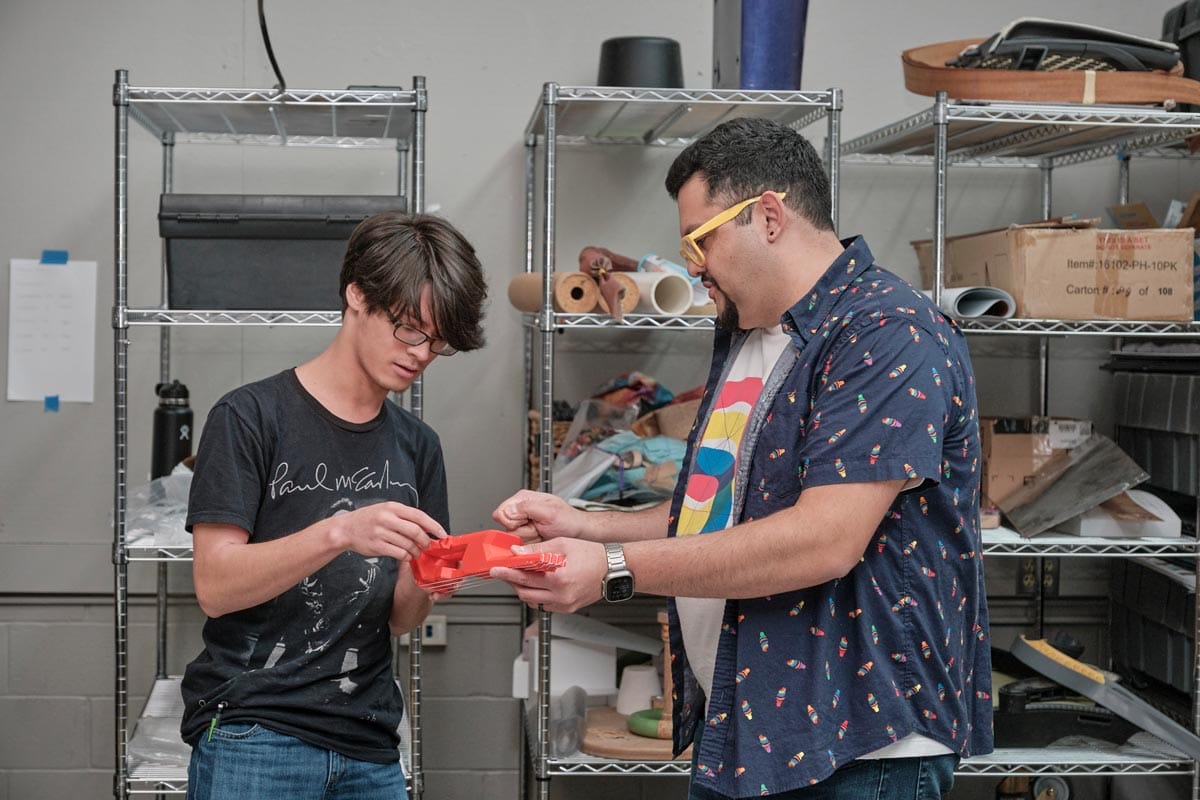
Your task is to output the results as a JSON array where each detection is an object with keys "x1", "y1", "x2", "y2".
[
  {"x1": 158, "y1": 194, "x2": 406, "y2": 310},
  {"x1": 1110, "y1": 558, "x2": 1195, "y2": 695}
]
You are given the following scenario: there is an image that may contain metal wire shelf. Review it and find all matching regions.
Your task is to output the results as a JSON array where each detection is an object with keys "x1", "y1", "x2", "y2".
[
  {"x1": 958, "y1": 318, "x2": 1200, "y2": 337},
  {"x1": 125, "y1": 544, "x2": 193, "y2": 562},
  {"x1": 525, "y1": 85, "x2": 840, "y2": 145},
  {"x1": 125, "y1": 85, "x2": 420, "y2": 147},
  {"x1": 113, "y1": 69, "x2": 429, "y2": 800},
  {"x1": 127, "y1": 678, "x2": 188, "y2": 795},
  {"x1": 124, "y1": 309, "x2": 343, "y2": 327},
  {"x1": 543, "y1": 743, "x2": 1191, "y2": 778},
  {"x1": 982, "y1": 526, "x2": 1199, "y2": 557},
  {"x1": 521, "y1": 312, "x2": 715, "y2": 331},
  {"x1": 957, "y1": 741, "x2": 1193, "y2": 776},
  {"x1": 842, "y1": 100, "x2": 1200, "y2": 166}
]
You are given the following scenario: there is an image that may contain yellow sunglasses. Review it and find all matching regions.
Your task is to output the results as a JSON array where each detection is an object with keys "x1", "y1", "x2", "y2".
[{"x1": 679, "y1": 191, "x2": 786, "y2": 267}]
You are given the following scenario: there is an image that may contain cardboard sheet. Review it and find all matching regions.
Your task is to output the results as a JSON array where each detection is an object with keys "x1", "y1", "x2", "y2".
[{"x1": 998, "y1": 434, "x2": 1148, "y2": 537}]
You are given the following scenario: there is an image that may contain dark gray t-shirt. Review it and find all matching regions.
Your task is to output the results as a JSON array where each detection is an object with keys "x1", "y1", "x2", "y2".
[{"x1": 179, "y1": 369, "x2": 448, "y2": 763}]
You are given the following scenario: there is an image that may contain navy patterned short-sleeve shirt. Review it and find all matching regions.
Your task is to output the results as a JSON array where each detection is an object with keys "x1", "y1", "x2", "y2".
[{"x1": 667, "y1": 237, "x2": 993, "y2": 796}]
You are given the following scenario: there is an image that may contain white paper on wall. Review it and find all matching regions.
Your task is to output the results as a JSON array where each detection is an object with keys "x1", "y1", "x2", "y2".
[{"x1": 7, "y1": 257, "x2": 97, "y2": 403}]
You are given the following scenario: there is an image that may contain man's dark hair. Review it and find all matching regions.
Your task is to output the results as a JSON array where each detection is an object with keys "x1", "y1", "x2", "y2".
[
  {"x1": 665, "y1": 117, "x2": 834, "y2": 232},
  {"x1": 340, "y1": 211, "x2": 488, "y2": 352}
]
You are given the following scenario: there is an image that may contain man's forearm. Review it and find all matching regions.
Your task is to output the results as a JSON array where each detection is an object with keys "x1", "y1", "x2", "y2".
[
  {"x1": 390, "y1": 566, "x2": 432, "y2": 635},
  {"x1": 582, "y1": 500, "x2": 671, "y2": 543},
  {"x1": 622, "y1": 480, "x2": 905, "y2": 599},
  {"x1": 194, "y1": 519, "x2": 345, "y2": 618}
]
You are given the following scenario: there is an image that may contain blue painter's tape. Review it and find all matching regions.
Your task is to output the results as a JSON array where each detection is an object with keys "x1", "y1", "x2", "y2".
[
  {"x1": 40, "y1": 250, "x2": 69, "y2": 264},
  {"x1": 44, "y1": 395, "x2": 60, "y2": 412}
]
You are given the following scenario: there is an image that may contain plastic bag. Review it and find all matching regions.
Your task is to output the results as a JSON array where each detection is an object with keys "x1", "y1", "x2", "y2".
[
  {"x1": 125, "y1": 465, "x2": 192, "y2": 548},
  {"x1": 553, "y1": 399, "x2": 639, "y2": 469}
]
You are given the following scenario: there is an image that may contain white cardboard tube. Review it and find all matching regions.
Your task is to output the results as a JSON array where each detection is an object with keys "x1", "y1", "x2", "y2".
[{"x1": 626, "y1": 271, "x2": 693, "y2": 316}]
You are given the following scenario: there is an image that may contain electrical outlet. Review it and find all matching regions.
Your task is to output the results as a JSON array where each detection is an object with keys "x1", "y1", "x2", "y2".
[
  {"x1": 1041, "y1": 558, "x2": 1060, "y2": 597},
  {"x1": 397, "y1": 613, "x2": 448, "y2": 647},
  {"x1": 421, "y1": 614, "x2": 448, "y2": 646},
  {"x1": 1017, "y1": 557, "x2": 1038, "y2": 596}
]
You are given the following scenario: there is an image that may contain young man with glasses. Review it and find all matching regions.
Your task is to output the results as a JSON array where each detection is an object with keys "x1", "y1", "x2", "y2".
[
  {"x1": 492, "y1": 117, "x2": 991, "y2": 799},
  {"x1": 180, "y1": 211, "x2": 487, "y2": 800}
]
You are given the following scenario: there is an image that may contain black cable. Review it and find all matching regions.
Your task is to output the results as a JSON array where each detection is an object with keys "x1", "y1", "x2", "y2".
[{"x1": 257, "y1": 0, "x2": 286, "y2": 93}]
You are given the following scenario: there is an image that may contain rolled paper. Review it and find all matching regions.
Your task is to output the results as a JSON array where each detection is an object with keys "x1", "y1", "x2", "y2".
[
  {"x1": 921, "y1": 286, "x2": 1016, "y2": 319},
  {"x1": 639, "y1": 253, "x2": 709, "y2": 307},
  {"x1": 507, "y1": 272, "x2": 600, "y2": 313},
  {"x1": 627, "y1": 271, "x2": 694, "y2": 316},
  {"x1": 594, "y1": 272, "x2": 640, "y2": 316}
]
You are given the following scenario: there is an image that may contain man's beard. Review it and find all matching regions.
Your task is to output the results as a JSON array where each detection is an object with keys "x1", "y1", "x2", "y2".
[
  {"x1": 716, "y1": 299, "x2": 740, "y2": 331},
  {"x1": 712, "y1": 280, "x2": 740, "y2": 331}
]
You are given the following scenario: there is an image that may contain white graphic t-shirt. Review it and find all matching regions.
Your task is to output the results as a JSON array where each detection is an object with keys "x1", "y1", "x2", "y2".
[{"x1": 676, "y1": 325, "x2": 791, "y2": 697}]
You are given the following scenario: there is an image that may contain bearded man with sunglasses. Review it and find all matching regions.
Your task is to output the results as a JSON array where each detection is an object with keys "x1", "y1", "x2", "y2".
[
  {"x1": 180, "y1": 211, "x2": 487, "y2": 800},
  {"x1": 492, "y1": 117, "x2": 992, "y2": 800}
]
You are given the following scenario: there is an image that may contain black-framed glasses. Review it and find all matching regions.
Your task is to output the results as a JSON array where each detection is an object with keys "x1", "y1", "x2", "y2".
[{"x1": 388, "y1": 315, "x2": 457, "y2": 356}]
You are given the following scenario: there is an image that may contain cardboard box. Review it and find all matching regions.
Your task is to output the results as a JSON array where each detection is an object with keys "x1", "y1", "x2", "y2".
[
  {"x1": 631, "y1": 398, "x2": 701, "y2": 440},
  {"x1": 912, "y1": 218, "x2": 1094, "y2": 291},
  {"x1": 981, "y1": 417, "x2": 1093, "y2": 504},
  {"x1": 1104, "y1": 199, "x2": 1200, "y2": 322},
  {"x1": 914, "y1": 222, "x2": 1195, "y2": 320},
  {"x1": 1180, "y1": 192, "x2": 1200, "y2": 232},
  {"x1": 1051, "y1": 489, "x2": 1181, "y2": 538},
  {"x1": 1108, "y1": 202, "x2": 1161, "y2": 230},
  {"x1": 1013, "y1": 226, "x2": 1194, "y2": 319}
]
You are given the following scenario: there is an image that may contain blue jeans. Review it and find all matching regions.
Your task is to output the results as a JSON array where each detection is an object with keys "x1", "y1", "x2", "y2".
[
  {"x1": 187, "y1": 723, "x2": 407, "y2": 800},
  {"x1": 688, "y1": 724, "x2": 956, "y2": 800}
]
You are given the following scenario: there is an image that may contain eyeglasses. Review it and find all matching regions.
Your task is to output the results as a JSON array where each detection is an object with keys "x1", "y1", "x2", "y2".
[
  {"x1": 679, "y1": 191, "x2": 786, "y2": 267},
  {"x1": 387, "y1": 314, "x2": 457, "y2": 356}
]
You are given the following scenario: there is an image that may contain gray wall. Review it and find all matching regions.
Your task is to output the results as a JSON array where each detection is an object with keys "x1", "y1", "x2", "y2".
[{"x1": 0, "y1": 0, "x2": 1195, "y2": 798}]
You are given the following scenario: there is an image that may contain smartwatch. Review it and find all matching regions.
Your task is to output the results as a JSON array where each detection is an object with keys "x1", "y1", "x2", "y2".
[{"x1": 601, "y1": 542, "x2": 635, "y2": 603}]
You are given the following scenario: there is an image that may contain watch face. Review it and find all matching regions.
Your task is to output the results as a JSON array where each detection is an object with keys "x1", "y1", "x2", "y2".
[{"x1": 605, "y1": 574, "x2": 635, "y2": 602}]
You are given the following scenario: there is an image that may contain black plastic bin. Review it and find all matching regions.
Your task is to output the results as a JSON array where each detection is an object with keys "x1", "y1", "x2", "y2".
[
  {"x1": 1164, "y1": 1, "x2": 1200, "y2": 111},
  {"x1": 159, "y1": 194, "x2": 406, "y2": 310}
]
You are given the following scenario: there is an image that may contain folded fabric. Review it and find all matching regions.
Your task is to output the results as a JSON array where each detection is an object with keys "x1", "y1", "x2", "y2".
[
  {"x1": 923, "y1": 286, "x2": 1016, "y2": 319},
  {"x1": 579, "y1": 433, "x2": 688, "y2": 503}
]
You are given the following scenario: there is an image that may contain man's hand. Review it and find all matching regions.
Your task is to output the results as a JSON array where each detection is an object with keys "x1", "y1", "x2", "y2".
[
  {"x1": 333, "y1": 502, "x2": 446, "y2": 562},
  {"x1": 492, "y1": 490, "x2": 584, "y2": 543},
  {"x1": 490, "y1": 538, "x2": 607, "y2": 613}
]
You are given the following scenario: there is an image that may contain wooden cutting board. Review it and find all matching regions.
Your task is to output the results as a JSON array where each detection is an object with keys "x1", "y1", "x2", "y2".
[{"x1": 579, "y1": 706, "x2": 691, "y2": 761}]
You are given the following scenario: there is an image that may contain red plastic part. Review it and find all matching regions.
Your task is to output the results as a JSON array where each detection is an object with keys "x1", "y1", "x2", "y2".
[{"x1": 412, "y1": 529, "x2": 565, "y2": 590}]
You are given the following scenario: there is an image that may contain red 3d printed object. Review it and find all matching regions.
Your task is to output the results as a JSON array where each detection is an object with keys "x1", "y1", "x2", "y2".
[{"x1": 412, "y1": 529, "x2": 565, "y2": 593}]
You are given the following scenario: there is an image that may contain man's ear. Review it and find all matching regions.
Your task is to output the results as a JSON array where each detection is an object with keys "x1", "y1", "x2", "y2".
[
  {"x1": 758, "y1": 190, "x2": 788, "y2": 242},
  {"x1": 345, "y1": 282, "x2": 367, "y2": 312}
]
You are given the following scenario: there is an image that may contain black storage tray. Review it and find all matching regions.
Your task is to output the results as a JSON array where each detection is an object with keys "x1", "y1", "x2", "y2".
[{"x1": 159, "y1": 194, "x2": 406, "y2": 310}]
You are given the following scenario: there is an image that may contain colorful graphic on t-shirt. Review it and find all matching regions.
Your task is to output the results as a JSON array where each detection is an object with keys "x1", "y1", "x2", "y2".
[{"x1": 678, "y1": 378, "x2": 765, "y2": 535}]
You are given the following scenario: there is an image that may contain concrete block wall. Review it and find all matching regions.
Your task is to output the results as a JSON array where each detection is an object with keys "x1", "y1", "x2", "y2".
[
  {"x1": 0, "y1": 599, "x2": 118, "y2": 799},
  {"x1": 418, "y1": 591, "x2": 526, "y2": 797},
  {"x1": 0, "y1": 590, "x2": 535, "y2": 800}
]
